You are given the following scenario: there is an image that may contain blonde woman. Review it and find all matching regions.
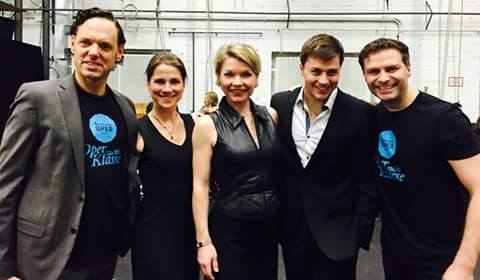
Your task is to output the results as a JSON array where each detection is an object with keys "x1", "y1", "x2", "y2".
[{"x1": 192, "y1": 43, "x2": 280, "y2": 280}]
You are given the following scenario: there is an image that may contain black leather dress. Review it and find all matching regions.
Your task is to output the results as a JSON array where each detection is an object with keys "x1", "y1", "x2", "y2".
[{"x1": 208, "y1": 98, "x2": 280, "y2": 280}]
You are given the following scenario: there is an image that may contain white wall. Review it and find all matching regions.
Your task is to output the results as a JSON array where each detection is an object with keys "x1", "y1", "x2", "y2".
[{"x1": 20, "y1": 0, "x2": 480, "y2": 120}]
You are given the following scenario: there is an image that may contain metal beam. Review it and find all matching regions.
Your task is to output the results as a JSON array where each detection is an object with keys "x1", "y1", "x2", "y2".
[
  {"x1": 14, "y1": 0, "x2": 22, "y2": 41},
  {"x1": 16, "y1": 8, "x2": 480, "y2": 16},
  {"x1": 0, "y1": 1, "x2": 19, "y2": 11},
  {"x1": 42, "y1": 0, "x2": 49, "y2": 80}
]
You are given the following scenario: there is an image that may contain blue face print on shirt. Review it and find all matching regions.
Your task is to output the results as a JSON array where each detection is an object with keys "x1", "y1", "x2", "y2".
[
  {"x1": 378, "y1": 130, "x2": 397, "y2": 159},
  {"x1": 89, "y1": 114, "x2": 117, "y2": 143}
]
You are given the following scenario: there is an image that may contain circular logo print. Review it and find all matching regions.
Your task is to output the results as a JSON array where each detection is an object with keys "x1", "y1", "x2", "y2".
[
  {"x1": 89, "y1": 114, "x2": 117, "y2": 143},
  {"x1": 378, "y1": 130, "x2": 397, "y2": 159}
]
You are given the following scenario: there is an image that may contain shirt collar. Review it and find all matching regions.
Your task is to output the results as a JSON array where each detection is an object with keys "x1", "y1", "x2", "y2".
[{"x1": 218, "y1": 97, "x2": 270, "y2": 129}]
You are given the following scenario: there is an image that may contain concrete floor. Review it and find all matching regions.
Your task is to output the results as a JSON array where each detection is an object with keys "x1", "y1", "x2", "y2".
[{"x1": 114, "y1": 220, "x2": 480, "y2": 279}]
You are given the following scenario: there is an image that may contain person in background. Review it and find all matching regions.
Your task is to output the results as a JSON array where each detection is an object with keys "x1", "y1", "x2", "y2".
[
  {"x1": 200, "y1": 91, "x2": 219, "y2": 114},
  {"x1": 359, "y1": 37, "x2": 480, "y2": 280},
  {"x1": 192, "y1": 43, "x2": 280, "y2": 280},
  {"x1": 0, "y1": 7, "x2": 139, "y2": 280},
  {"x1": 131, "y1": 52, "x2": 198, "y2": 280}
]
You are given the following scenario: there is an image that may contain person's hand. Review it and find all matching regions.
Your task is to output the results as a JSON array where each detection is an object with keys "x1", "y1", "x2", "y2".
[
  {"x1": 197, "y1": 244, "x2": 219, "y2": 280},
  {"x1": 442, "y1": 262, "x2": 474, "y2": 280}
]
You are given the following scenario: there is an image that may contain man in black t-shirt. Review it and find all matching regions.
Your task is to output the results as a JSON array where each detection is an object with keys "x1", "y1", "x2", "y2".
[
  {"x1": 358, "y1": 38, "x2": 480, "y2": 280},
  {"x1": 0, "y1": 8, "x2": 139, "y2": 280}
]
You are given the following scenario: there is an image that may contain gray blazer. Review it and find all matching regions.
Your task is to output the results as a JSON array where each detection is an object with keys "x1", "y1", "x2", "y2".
[{"x1": 0, "y1": 75, "x2": 140, "y2": 280}]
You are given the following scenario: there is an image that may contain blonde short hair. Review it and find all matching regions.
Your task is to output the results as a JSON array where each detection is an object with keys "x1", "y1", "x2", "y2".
[
  {"x1": 214, "y1": 43, "x2": 261, "y2": 77},
  {"x1": 204, "y1": 91, "x2": 219, "y2": 107}
]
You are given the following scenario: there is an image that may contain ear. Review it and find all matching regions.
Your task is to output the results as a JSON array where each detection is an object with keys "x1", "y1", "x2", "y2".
[
  {"x1": 406, "y1": 64, "x2": 412, "y2": 77},
  {"x1": 299, "y1": 63, "x2": 305, "y2": 77},
  {"x1": 116, "y1": 44, "x2": 125, "y2": 63},
  {"x1": 68, "y1": 35, "x2": 75, "y2": 53}
]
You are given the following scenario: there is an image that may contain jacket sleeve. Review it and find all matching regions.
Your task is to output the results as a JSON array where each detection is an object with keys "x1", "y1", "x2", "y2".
[
  {"x1": 354, "y1": 106, "x2": 380, "y2": 250},
  {"x1": 0, "y1": 84, "x2": 39, "y2": 277}
]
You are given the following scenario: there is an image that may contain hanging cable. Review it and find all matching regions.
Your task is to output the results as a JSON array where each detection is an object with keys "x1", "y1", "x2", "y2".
[
  {"x1": 30, "y1": 0, "x2": 42, "y2": 8},
  {"x1": 381, "y1": 0, "x2": 388, "y2": 37},
  {"x1": 121, "y1": 2, "x2": 138, "y2": 31},
  {"x1": 205, "y1": 0, "x2": 213, "y2": 92},
  {"x1": 286, "y1": 0, "x2": 291, "y2": 28},
  {"x1": 439, "y1": 0, "x2": 453, "y2": 99},
  {"x1": 424, "y1": 1, "x2": 433, "y2": 31},
  {"x1": 155, "y1": 0, "x2": 166, "y2": 50},
  {"x1": 455, "y1": 0, "x2": 464, "y2": 102}
]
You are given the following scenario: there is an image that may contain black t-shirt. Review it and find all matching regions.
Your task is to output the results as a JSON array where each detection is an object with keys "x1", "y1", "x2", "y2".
[
  {"x1": 71, "y1": 82, "x2": 130, "y2": 258},
  {"x1": 375, "y1": 92, "x2": 480, "y2": 262}
]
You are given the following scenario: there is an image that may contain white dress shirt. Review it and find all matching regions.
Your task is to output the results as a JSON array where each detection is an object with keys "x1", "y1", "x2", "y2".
[{"x1": 292, "y1": 86, "x2": 338, "y2": 168}]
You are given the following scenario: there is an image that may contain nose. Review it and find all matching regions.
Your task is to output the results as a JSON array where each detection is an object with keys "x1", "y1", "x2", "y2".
[
  {"x1": 318, "y1": 73, "x2": 329, "y2": 85},
  {"x1": 232, "y1": 75, "x2": 242, "y2": 86},
  {"x1": 87, "y1": 44, "x2": 100, "y2": 57},
  {"x1": 163, "y1": 83, "x2": 173, "y2": 91},
  {"x1": 377, "y1": 71, "x2": 390, "y2": 83}
]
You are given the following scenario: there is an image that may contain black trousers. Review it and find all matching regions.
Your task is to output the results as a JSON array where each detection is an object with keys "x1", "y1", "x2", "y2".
[
  {"x1": 209, "y1": 212, "x2": 279, "y2": 280},
  {"x1": 59, "y1": 255, "x2": 117, "y2": 280},
  {"x1": 382, "y1": 250, "x2": 452, "y2": 280},
  {"x1": 282, "y1": 215, "x2": 357, "y2": 280}
]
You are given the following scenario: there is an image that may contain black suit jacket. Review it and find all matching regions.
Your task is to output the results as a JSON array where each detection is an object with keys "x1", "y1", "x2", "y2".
[{"x1": 271, "y1": 87, "x2": 378, "y2": 260}]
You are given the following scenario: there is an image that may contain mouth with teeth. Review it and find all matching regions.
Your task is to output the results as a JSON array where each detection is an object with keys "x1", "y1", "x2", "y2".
[
  {"x1": 375, "y1": 84, "x2": 396, "y2": 95},
  {"x1": 228, "y1": 89, "x2": 250, "y2": 97},
  {"x1": 154, "y1": 93, "x2": 178, "y2": 101},
  {"x1": 313, "y1": 86, "x2": 332, "y2": 95}
]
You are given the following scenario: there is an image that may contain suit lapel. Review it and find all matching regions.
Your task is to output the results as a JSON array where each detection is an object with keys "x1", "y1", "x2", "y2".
[
  {"x1": 57, "y1": 76, "x2": 85, "y2": 189},
  {"x1": 279, "y1": 87, "x2": 304, "y2": 172},
  {"x1": 305, "y1": 89, "x2": 345, "y2": 170},
  {"x1": 111, "y1": 91, "x2": 137, "y2": 153}
]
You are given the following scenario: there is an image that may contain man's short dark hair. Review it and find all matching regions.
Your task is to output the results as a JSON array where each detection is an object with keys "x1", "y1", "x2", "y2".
[
  {"x1": 300, "y1": 34, "x2": 344, "y2": 66},
  {"x1": 358, "y1": 38, "x2": 410, "y2": 72},
  {"x1": 70, "y1": 7, "x2": 126, "y2": 46}
]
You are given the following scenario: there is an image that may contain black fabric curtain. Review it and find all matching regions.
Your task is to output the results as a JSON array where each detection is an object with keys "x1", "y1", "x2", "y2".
[
  {"x1": 0, "y1": 39, "x2": 44, "y2": 142},
  {"x1": 0, "y1": 17, "x2": 15, "y2": 40}
]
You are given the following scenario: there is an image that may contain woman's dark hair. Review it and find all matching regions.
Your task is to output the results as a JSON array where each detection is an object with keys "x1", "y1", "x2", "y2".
[{"x1": 145, "y1": 52, "x2": 187, "y2": 82}]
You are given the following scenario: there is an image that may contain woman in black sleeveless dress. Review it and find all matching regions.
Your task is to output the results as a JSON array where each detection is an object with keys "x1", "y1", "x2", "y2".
[
  {"x1": 131, "y1": 52, "x2": 198, "y2": 279},
  {"x1": 192, "y1": 43, "x2": 280, "y2": 280}
]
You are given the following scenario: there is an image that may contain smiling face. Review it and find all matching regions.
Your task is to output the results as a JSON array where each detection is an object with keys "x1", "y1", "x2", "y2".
[
  {"x1": 70, "y1": 17, "x2": 123, "y2": 88},
  {"x1": 217, "y1": 57, "x2": 258, "y2": 104},
  {"x1": 300, "y1": 55, "x2": 341, "y2": 104},
  {"x1": 147, "y1": 64, "x2": 185, "y2": 110},
  {"x1": 362, "y1": 48, "x2": 411, "y2": 109}
]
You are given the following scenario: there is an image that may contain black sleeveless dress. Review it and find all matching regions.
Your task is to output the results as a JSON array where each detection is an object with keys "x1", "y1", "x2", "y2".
[{"x1": 131, "y1": 114, "x2": 198, "y2": 280}]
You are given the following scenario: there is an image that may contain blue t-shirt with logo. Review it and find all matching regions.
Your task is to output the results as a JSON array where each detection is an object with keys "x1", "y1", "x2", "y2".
[{"x1": 375, "y1": 92, "x2": 479, "y2": 263}]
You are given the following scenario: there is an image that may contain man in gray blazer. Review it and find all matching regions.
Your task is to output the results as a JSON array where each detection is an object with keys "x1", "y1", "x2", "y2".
[{"x1": 0, "y1": 8, "x2": 139, "y2": 280}]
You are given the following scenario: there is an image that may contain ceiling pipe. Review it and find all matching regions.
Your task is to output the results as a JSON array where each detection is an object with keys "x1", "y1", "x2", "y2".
[
  {"x1": 119, "y1": 17, "x2": 403, "y2": 38},
  {"x1": 14, "y1": 8, "x2": 480, "y2": 16}
]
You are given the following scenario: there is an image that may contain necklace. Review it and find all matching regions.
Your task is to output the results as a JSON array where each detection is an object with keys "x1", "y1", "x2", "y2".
[{"x1": 150, "y1": 112, "x2": 178, "y2": 140}]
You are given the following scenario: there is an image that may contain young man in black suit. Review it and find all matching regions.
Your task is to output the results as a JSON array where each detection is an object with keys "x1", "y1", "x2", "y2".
[{"x1": 270, "y1": 33, "x2": 378, "y2": 279}]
